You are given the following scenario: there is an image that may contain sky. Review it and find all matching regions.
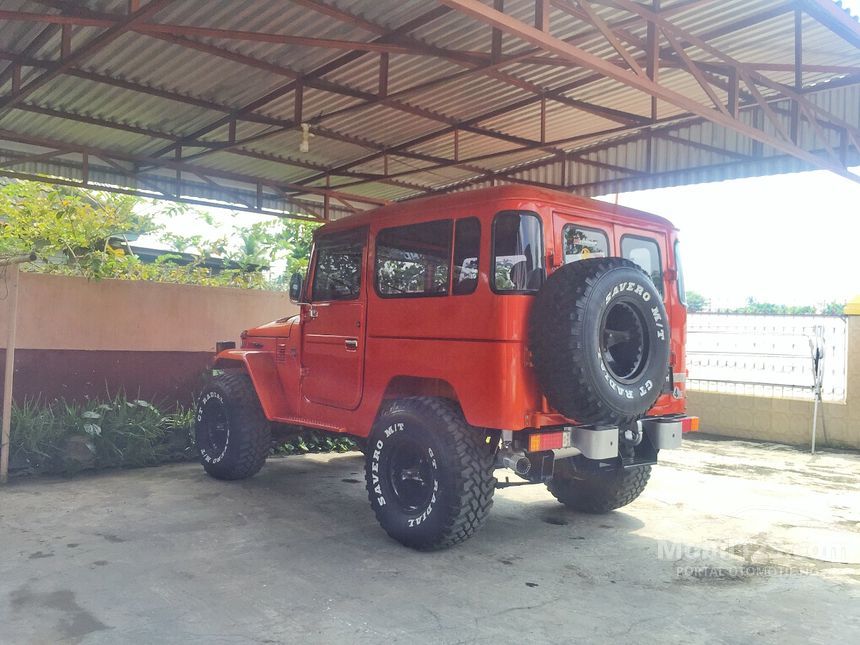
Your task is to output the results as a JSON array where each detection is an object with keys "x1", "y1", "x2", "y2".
[
  {"x1": 595, "y1": 167, "x2": 860, "y2": 308},
  {"x1": 842, "y1": 0, "x2": 860, "y2": 14}
]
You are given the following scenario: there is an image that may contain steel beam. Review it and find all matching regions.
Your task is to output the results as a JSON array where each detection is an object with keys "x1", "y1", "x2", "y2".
[
  {"x1": 0, "y1": 167, "x2": 328, "y2": 221},
  {"x1": 0, "y1": 148, "x2": 65, "y2": 169},
  {"x1": 0, "y1": 22, "x2": 58, "y2": 87},
  {"x1": 0, "y1": 128, "x2": 389, "y2": 208},
  {"x1": 483, "y1": 0, "x2": 860, "y2": 181},
  {"x1": 0, "y1": 10, "x2": 491, "y2": 60},
  {"x1": 800, "y1": 0, "x2": 860, "y2": 49},
  {"x1": 320, "y1": 0, "x2": 836, "y2": 185},
  {"x1": 0, "y1": 0, "x2": 174, "y2": 116}
]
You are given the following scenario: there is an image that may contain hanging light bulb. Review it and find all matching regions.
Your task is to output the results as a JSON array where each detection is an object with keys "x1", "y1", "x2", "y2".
[{"x1": 299, "y1": 123, "x2": 314, "y2": 153}]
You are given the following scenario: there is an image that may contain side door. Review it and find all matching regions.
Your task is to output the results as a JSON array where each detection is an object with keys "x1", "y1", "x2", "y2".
[{"x1": 301, "y1": 227, "x2": 368, "y2": 410}]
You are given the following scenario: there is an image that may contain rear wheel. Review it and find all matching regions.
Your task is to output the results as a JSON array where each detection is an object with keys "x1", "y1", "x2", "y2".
[
  {"x1": 365, "y1": 397, "x2": 497, "y2": 550},
  {"x1": 547, "y1": 460, "x2": 651, "y2": 513},
  {"x1": 195, "y1": 372, "x2": 271, "y2": 480}
]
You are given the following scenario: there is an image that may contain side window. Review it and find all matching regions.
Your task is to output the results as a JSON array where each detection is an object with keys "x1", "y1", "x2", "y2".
[
  {"x1": 621, "y1": 235, "x2": 663, "y2": 296},
  {"x1": 492, "y1": 211, "x2": 544, "y2": 293},
  {"x1": 452, "y1": 217, "x2": 480, "y2": 295},
  {"x1": 563, "y1": 225, "x2": 609, "y2": 263},
  {"x1": 310, "y1": 228, "x2": 365, "y2": 301},
  {"x1": 375, "y1": 220, "x2": 452, "y2": 297}
]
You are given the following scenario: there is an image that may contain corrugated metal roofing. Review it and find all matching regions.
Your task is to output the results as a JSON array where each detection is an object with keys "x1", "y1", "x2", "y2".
[{"x1": 0, "y1": 0, "x2": 857, "y2": 220}]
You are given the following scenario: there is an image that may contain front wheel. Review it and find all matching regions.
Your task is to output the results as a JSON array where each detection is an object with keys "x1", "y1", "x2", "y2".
[
  {"x1": 546, "y1": 461, "x2": 651, "y2": 513},
  {"x1": 195, "y1": 371, "x2": 271, "y2": 480},
  {"x1": 365, "y1": 397, "x2": 498, "y2": 550}
]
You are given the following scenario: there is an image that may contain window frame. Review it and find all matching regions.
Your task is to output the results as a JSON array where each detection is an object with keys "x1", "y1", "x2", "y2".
[
  {"x1": 561, "y1": 223, "x2": 610, "y2": 264},
  {"x1": 373, "y1": 219, "x2": 454, "y2": 300},
  {"x1": 490, "y1": 210, "x2": 545, "y2": 295},
  {"x1": 451, "y1": 216, "x2": 481, "y2": 296},
  {"x1": 674, "y1": 239, "x2": 686, "y2": 306},
  {"x1": 620, "y1": 233, "x2": 664, "y2": 296},
  {"x1": 309, "y1": 227, "x2": 367, "y2": 303}
]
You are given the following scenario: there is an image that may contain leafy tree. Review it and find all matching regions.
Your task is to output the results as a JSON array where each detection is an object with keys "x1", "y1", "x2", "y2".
[
  {"x1": 685, "y1": 290, "x2": 707, "y2": 312},
  {"x1": 161, "y1": 232, "x2": 204, "y2": 254},
  {"x1": 711, "y1": 297, "x2": 826, "y2": 315},
  {"x1": 822, "y1": 301, "x2": 846, "y2": 315},
  {"x1": 737, "y1": 297, "x2": 815, "y2": 315},
  {"x1": 150, "y1": 209, "x2": 321, "y2": 288},
  {"x1": 231, "y1": 220, "x2": 273, "y2": 268},
  {"x1": 0, "y1": 181, "x2": 265, "y2": 288},
  {"x1": 0, "y1": 181, "x2": 155, "y2": 261},
  {"x1": 269, "y1": 218, "x2": 320, "y2": 277},
  {"x1": 682, "y1": 291, "x2": 844, "y2": 316}
]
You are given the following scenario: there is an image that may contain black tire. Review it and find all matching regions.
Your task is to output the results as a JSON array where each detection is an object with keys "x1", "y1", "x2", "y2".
[
  {"x1": 547, "y1": 462, "x2": 651, "y2": 513},
  {"x1": 195, "y1": 371, "x2": 271, "y2": 480},
  {"x1": 365, "y1": 397, "x2": 497, "y2": 550},
  {"x1": 529, "y1": 257, "x2": 670, "y2": 425}
]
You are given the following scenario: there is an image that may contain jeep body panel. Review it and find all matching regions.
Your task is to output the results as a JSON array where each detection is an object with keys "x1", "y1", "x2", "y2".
[{"x1": 219, "y1": 185, "x2": 687, "y2": 437}]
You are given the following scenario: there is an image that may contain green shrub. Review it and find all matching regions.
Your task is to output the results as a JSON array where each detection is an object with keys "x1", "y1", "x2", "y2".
[
  {"x1": 6, "y1": 392, "x2": 357, "y2": 478},
  {"x1": 7, "y1": 394, "x2": 195, "y2": 476}
]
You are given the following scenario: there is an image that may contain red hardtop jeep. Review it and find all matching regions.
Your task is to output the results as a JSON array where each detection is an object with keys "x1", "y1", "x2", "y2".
[{"x1": 196, "y1": 185, "x2": 697, "y2": 550}]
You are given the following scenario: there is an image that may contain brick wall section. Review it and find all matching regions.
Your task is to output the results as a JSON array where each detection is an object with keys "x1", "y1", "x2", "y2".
[
  {"x1": 0, "y1": 273, "x2": 297, "y2": 405},
  {"x1": 687, "y1": 316, "x2": 860, "y2": 449},
  {"x1": 0, "y1": 272, "x2": 297, "y2": 352}
]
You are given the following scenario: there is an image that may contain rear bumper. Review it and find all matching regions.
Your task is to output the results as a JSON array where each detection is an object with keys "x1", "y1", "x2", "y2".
[
  {"x1": 521, "y1": 415, "x2": 698, "y2": 460},
  {"x1": 498, "y1": 415, "x2": 698, "y2": 482}
]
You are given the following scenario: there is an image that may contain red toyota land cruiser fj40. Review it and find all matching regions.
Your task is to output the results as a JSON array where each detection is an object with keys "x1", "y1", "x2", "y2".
[{"x1": 195, "y1": 185, "x2": 698, "y2": 550}]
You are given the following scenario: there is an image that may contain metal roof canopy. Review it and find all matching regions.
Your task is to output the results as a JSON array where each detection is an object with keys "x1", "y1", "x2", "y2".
[{"x1": 0, "y1": 0, "x2": 858, "y2": 222}]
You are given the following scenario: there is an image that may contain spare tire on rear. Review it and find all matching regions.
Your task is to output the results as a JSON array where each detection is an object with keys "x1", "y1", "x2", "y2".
[{"x1": 529, "y1": 257, "x2": 670, "y2": 425}]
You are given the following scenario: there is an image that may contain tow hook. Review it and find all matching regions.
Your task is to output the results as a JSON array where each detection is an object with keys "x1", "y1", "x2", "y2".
[{"x1": 620, "y1": 420, "x2": 643, "y2": 446}]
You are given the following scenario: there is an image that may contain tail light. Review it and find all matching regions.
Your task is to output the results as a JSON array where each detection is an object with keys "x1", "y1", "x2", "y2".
[{"x1": 681, "y1": 416, "x2": 699, "y2": 433}]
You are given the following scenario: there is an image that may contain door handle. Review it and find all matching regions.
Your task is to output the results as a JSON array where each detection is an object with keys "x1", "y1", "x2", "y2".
[{"x1": 344, "y1": 339, "x2": 358, "y2": 351}]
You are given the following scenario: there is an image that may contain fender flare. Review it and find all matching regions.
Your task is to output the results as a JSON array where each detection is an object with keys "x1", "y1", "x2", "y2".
[{"x1": 213, "y1": 350, "x2": 288, "y2": 420}]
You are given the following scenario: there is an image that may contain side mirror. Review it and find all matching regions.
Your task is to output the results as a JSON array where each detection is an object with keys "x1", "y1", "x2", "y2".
[{"x1": 289, "y1": 272, "x2": 304, "y2": 304}]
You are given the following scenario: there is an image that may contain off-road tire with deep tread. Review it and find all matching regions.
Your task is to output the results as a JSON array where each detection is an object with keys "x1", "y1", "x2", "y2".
[
  {"x1": 547, "y1": 463, "x2": 651, "y2": 513},
  {"x1": 365, "y1": 397, "x2": 498, "y2": 550},
  {"x1": 529, "y1": 257, "x2": 670, "y2": 425},
  {"x1": 195, "y1": 371, "x2": 271, "y2": 481}
]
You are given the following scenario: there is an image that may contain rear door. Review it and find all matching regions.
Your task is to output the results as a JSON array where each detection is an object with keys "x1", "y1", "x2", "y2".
[
  {"x1": 301, "y1": 228, "x2": 367, "y2": 410},
  {"x1": 617, "y1": 230, "x2": 667, "y2": 299}
]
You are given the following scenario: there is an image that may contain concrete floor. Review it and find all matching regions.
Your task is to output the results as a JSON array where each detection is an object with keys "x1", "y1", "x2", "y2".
[{"x1": 1, "y1": 437, "x2": 859, "y2": 645}]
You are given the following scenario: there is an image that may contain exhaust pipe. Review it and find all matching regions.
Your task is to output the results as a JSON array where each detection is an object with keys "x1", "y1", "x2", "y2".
[{"x1": 501, "y1": 453, "x2": 531, "y2": 476}]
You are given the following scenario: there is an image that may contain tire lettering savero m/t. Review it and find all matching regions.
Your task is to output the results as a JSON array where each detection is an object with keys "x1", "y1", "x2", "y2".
[{"x1": 195, "y1": 185, "x2": 699, "y2": 550}]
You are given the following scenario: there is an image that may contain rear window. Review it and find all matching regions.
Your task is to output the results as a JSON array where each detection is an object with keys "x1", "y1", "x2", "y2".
[
  {"x1": 621, "y1": 235, "x2": 663, "y2": 296},
  {"x1": 492, "y1": 211, "x2": 544, "y2": 293},
  {"x1": 563, "y1": 225, "x2": 609, "y2": 263},
  {"x1": 375, "y1": 220, "x2": 452, "y2": 297}
]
